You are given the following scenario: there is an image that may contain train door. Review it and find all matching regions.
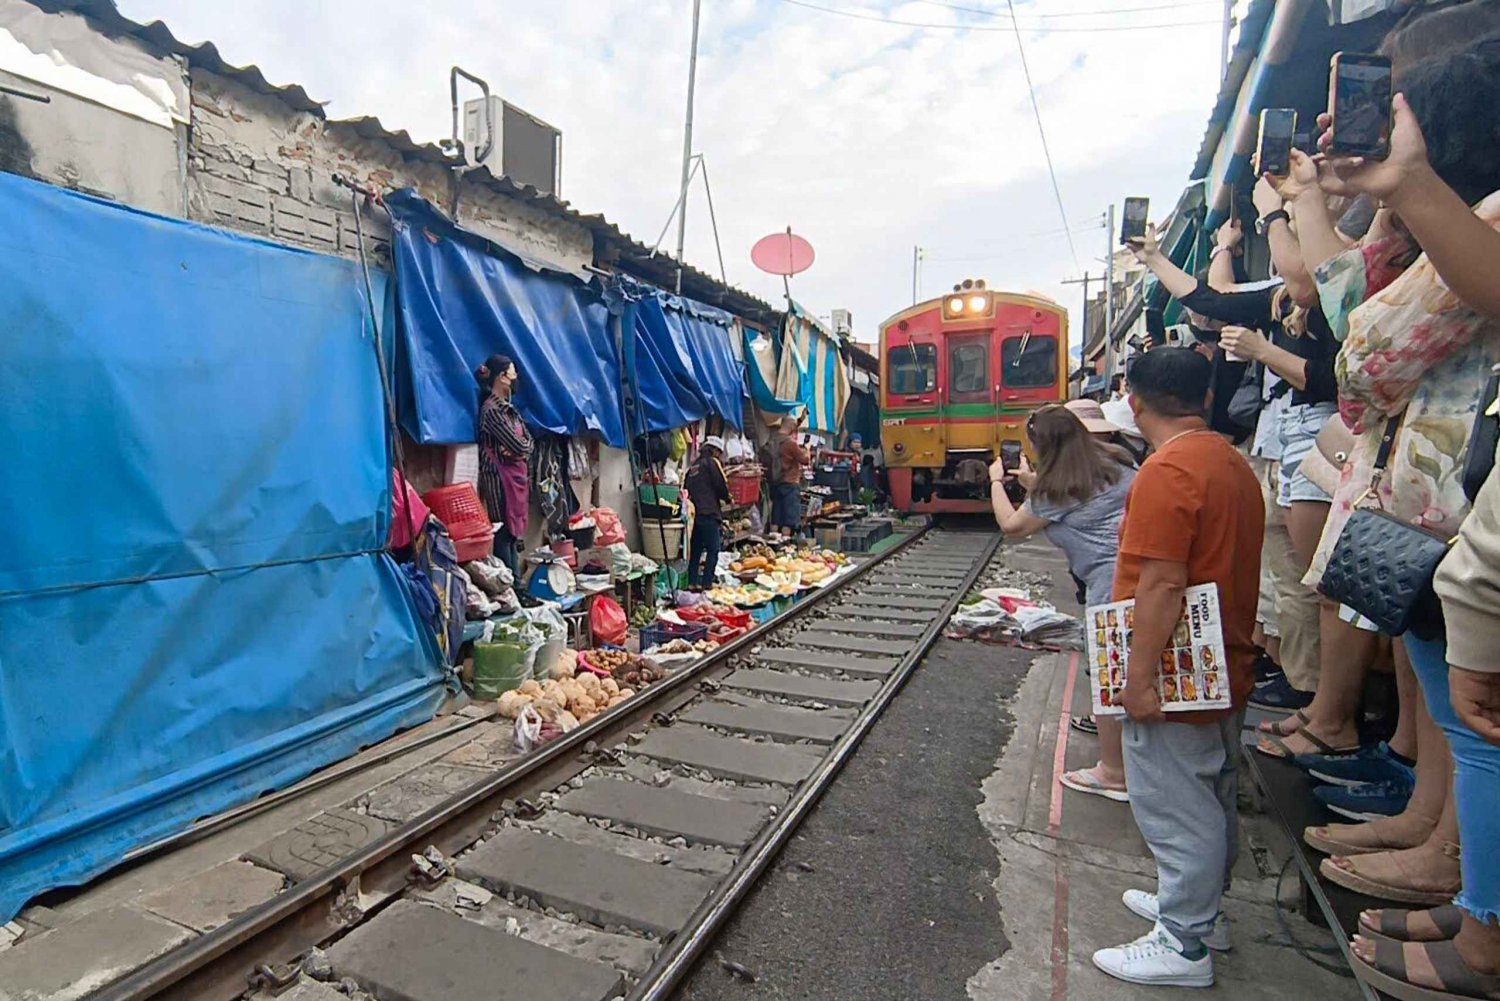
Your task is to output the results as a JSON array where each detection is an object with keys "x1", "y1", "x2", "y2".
[{"x1": 944, "y1": 332, "x2": 994, "y2": 453}]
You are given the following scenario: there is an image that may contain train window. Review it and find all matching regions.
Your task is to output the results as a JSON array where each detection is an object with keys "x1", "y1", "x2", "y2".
[
  {"x1": 948, "y1": 340, "x2": 989, "y2": 398},
  {"x1": 1002, "y1": 334, "x2": 1058, "y2": 388},
  {"x1": 888, "y1": 343, "x2": 936, "y2": 395}
]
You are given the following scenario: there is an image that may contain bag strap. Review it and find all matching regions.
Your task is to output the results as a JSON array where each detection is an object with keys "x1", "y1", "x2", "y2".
[{"x1": 1372, "y1": 415, "x2": 1403, "y2": 473}]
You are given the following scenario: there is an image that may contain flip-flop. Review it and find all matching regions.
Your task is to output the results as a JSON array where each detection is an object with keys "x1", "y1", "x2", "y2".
[
  {"x1": 1069, "y1": 715, "x2": 1099, "y2": 736},
  {"x1": 1353, "y1": 936, "x2": 1500, "y2": 1001},
  {"x1": 1255, "y1": 728, "x2": 1360, "y2": 761},
  {"x1": 1256, "y1": 708, "x2": 1310, "y2": 736},
  {"x1": 1359, "y1": 906, "x2": 1465, "y2": 945},
  {"x1": 1304, "y1": 822, "x2": 1425, "y2": 857},
  {"x1": 1320, "y1": 850, "x2": 1461, "y2": 907},
  {"x1": 1059, "y1": 767, "x2": 1129, "y2": 803}
]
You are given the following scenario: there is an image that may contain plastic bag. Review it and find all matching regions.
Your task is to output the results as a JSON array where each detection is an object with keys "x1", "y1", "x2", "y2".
[
  {"x1": 593, "y1": 507, "x2": 626, "y2": 546},
  {"x1": 590, "y1": 594, "x2": 628, "y2": 646},
  {"x1": 472, "y1": 633, "x2": 531, "y2": 699},
  {"x1": 669, "y1": 429, "x2": 688, "y2": 462},
  {"x1": 464, "y1": 558, "x2": 514, "y2": 596},
  {"x1": 606, "y1": 542, "x2": 633, "y2": 579},
  {"x1": 513, "y1": 705, "x2": 544, "y2": 752},
  {"x1": 518, "y1": 602, "x2": 569, "y2": 680}
]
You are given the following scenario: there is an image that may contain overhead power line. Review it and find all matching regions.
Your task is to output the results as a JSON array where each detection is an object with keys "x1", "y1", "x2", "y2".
[
  {"x1": 772, "y1": 0, "x2": 1222, "y2": 32},
  {"x1": 911, "y1": 0, "x2": 1220, "y2": 20},
  {"x1": 1001, "y1": 0, "x2": 1078, "y2": 272}
]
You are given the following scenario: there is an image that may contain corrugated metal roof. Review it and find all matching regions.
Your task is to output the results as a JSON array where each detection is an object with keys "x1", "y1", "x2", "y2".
[
  {"x1": 30, "y1": 0, "x2": 780, "y2": 320},
  {"x1": 1189, "y1": 0, "x2": 1277, "y2": 180}
]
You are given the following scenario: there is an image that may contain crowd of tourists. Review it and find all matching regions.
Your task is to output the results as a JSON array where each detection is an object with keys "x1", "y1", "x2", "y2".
[{"x1": 989, "y1": 11, "x2": 1500, "y2": 996}]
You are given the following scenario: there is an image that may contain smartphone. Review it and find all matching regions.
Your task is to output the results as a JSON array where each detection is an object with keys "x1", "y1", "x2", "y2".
[
  {"x1": 1145, "y1": 307, "x2": 1166, "y2": 349},
  {"x1": 1255, "y1": 108, "x2": 1297, "y2": 176},
  {"x1": 1120, "y1": 197, "x2": 1149, "y2": 245},
  {"x1": 1328, "y1": 53, "x2": 1392, "y2": 159},
  {"x1": 1000, "y1": 440, "x2": 1022, "y2": 473}
]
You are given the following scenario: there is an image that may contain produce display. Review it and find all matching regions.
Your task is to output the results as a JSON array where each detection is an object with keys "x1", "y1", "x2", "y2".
[
  {"x1": 706, "y1": 583, "x2": 776, "y2": 607},
  {"x1": 579, "y1": 649, "x2": 669, "y2": 689},
  {"x1": 496, "y1": 674, "x2": 633, "y2": 727},
  {"x1": 730, "y1": 546, "x2": 849, "y2": 587}
]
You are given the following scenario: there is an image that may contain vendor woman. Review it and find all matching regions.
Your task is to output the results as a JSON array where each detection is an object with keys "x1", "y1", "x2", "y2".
[{"x1": 475, "y1": 353, "x2": 531, "y2": 580}]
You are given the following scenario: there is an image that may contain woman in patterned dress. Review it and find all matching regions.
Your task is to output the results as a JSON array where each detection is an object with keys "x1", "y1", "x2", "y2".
[{"x1": 475, "y1": 354, "x2": 532, "y2": 580}]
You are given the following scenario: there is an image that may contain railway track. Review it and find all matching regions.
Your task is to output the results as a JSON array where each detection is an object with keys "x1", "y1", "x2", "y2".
[{"x1": 94, "y1": 524, "x2": 1001, "y2": 1001}]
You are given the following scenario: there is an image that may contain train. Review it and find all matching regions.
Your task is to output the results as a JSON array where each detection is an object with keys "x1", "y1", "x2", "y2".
[{"x1": 878, "y1": 280, "x2": 1069, "y2": 514}]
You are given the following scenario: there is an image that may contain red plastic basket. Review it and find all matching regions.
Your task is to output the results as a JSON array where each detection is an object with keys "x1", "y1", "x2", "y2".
[
  {"x1": 727, "y1": 470, "x2": 762, "y2": 506},
  {"x1": 453, "y1": 532, "x2": 494, "y2": 563},
  {"x1": 423, "y1": 484, "x2": 491, "y2": 538}
]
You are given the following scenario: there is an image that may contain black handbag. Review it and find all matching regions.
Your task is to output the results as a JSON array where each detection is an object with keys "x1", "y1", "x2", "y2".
[
  {"x1": 1319, "y1": 416, "x2": 1451, "y2": 639},
  {"x1": 1461, "y1": 364, "x2": 1499, "y2": 504}
]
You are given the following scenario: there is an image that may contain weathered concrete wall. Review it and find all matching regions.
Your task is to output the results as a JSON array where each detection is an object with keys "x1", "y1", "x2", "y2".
[
  {"x1": 184, "y1": 71, "x2": 593, "y2": 274},
  {"x1": 0, "y1": 0, "x2": 186, "y2": 214}
]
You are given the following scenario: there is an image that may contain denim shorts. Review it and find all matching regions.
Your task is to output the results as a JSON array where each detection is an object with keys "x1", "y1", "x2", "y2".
[{"x1": 1276, "y1": 401, "x2": 1338, "y2": 507}]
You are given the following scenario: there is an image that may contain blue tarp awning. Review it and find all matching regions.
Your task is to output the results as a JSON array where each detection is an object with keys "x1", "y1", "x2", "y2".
[
  {"x1": 631, "y1": 291, "x2": 746, "y2": 433},
  {"x1": 386, "y1": 189, "x2": 626, "y2": 447},
  {"x1": 0, "y1": 172, "x2": 445, "y2": 921}
]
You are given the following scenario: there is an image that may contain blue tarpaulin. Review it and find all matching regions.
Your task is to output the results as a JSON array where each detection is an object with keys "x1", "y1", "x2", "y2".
[
  {"x1": 386, "y1": 190, "x2": 626, "y2": 447},
  {"x1": 631, "y1": 292, "x2": 745, "y2": 433},
  {"x1": 0, "y1": 171, "x2": 445, "y2": 922}
]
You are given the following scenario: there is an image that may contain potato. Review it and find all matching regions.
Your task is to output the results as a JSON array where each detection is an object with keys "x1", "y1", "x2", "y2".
[
  {"x1": 617, "y1": 687, "x2": 635, "y2": 699},
  {"x1": 572, "y1": 694, "x2": 599, "y2": 715},
  {"x1": 517, "y1": 679, "x2": 543, "y2": 698},
  {"x1": 600, "y1": 677, "x2": 620, "y2": 697}
]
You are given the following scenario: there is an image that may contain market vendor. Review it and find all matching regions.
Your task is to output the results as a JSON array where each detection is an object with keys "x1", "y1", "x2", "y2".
[
  {"x1": 772, "y1": 414, "x2": 811, "y2": 538},
  {"x1": 685, "y1": 435, "x2": 731, "y2": 590},
  {"x1": 475, "y1": 353, "x2": 532, "y2": 580}
]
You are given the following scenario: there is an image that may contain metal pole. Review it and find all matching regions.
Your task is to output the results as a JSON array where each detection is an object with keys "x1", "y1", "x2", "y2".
[
  {"x1": 911, "y1": 245, "x2": 919, "y2": 304},
  {"x1": 1104, "y1": 204, "x2": 1116, "y2": 376},
  {"x1": 674, "y1": 0, "x2": 703, "y2": 292},
  {"x1": 1220, "y1": 0, "x2": 1233, "y2": 82}
]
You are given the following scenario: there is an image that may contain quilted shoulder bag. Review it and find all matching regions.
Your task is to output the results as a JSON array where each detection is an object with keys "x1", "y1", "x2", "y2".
[{"x1": 1318, "y1": 415, "x2": 1450, "y2": 639}]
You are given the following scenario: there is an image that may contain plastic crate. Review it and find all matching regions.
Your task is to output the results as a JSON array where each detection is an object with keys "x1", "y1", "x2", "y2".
[
  {"x1": 747, "y1": 603, "x2": 776, "y2": 624},
  {"x1": 453, "y1": 531, "x2": 494, "y2": 563},
  {"x1": 424, "y1": 484, "x2": 491, "y2": 539},
  {"x1": 727, "y1": 470, "x2": 762, "y2": 507},
  {"x1": 841, "y1": 526, "x2": 878, "y2": 553},
  {"x1": 639, "y1": 619, "x2": 709, "y2": 650}
]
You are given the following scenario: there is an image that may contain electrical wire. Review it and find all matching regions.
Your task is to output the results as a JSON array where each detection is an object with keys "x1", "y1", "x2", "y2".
[
  {"x1": 772, "y1": 0, "x2": 1221, "y2": 32},
  {"x1": 1001, "y1": 0, "x2": 1078, "y2": 272},
  {"x1": 911, "y1": 0, "x2": 1220, "y2": 20}
]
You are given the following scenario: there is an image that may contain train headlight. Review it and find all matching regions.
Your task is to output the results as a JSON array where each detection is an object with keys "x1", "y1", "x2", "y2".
[
  {"x1": 947, "y1": 297, "x2": 964, "y2": 313},
  {"x1": 968, "y1": 295, "x2": 987, "y2": 312}
]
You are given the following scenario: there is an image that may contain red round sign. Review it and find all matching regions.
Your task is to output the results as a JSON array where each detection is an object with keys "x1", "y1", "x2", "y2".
[{"x1": 751, "y1": 230, "x2": 815, "y2": 277}]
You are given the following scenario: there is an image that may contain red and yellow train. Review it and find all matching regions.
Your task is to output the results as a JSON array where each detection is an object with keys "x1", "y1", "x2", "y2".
[{"x1": 879, "y1": 280, "x2": 1069, "y2": 513}]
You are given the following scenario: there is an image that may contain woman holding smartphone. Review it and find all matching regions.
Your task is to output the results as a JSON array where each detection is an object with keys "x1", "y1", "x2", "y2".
[{"x1": 989, "y1": 405, "x2": 1137, "y2": 802}]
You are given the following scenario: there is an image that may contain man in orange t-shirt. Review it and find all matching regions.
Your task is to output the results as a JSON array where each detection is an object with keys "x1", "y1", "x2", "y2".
[{"x1": 1091, "y1": 348, "x2": 1263, "y2": 989}]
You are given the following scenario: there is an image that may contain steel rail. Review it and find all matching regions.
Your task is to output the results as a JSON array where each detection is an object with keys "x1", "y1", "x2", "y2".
[
  {"x1": 628, "y1": 529, "x2": 1002, "y2": 1001},
  {"x1": 96, "y1": 521, "x2": 936, "y2": 1001}
]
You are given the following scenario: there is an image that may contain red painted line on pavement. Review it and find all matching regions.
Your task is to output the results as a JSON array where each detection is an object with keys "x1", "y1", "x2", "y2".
[
  {"x1": 1051, "y1": 865, "x2": 1071, "y2": 1001},
  {"x1": 1046, "y1": 651, "x2": 1079, "y2": 835},
  {"x1": 1047, "y1": 651, "x2": 1079, "y2": 1001}
]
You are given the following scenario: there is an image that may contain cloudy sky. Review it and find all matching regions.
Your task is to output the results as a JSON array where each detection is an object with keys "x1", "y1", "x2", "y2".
[{"x1": 117, "y1": 0, "x2": 1237, "y2": 352}]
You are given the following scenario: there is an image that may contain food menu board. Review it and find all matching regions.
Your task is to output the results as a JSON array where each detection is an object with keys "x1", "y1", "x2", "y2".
[{"x1": 1086, "y1": 583, "x2": 1230, "y2": 716}]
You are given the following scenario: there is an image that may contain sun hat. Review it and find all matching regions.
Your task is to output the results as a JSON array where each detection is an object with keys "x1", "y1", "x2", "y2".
[{"x1": 1063, "y1": 398, "x2": 1122, "y2": 435}]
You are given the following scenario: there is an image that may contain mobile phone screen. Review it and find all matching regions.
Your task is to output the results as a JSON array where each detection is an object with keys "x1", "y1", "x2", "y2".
[
  {"x1": 1256, "y1": 108, "x2": 1296, "y2": 176},
  {"x1": 1000, "y1": 440, "x2": 1022, "y2": 472},
  {"x1": 1331, "y1": 55, "x2": 1392, "y2": 158},
  {"x1": 1121, "y1": 197, "x2": 1149, "y2": 244}
]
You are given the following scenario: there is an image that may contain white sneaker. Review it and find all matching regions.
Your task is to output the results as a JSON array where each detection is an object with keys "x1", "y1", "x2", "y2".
[
  {"x1": 1092, "y1": 923, "x2": 1214, "y2": 988},
  {"x1": 1122, "y1": 889, "x2": 1232, "y2": 951}
]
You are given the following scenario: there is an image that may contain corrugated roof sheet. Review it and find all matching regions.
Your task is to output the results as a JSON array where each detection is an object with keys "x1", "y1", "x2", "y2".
[{"x1": 31, "y1": 0, "x2": 779, "y2": 320}]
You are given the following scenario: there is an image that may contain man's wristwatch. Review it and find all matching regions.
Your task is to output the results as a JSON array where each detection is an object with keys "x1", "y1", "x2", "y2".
[{"x1": 1256, "y1": 209, "x2": 1290, "y2": 236}]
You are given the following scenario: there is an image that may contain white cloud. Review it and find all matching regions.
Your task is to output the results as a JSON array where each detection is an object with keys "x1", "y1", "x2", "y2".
[{"x1": 115, "y1": 0, "x2": 1226, "y2": 350}]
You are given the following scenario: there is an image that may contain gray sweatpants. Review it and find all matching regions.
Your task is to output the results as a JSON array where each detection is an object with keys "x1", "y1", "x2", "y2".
[{"x1": 1121, "y1": 711, "x2": 1245, "y2": 951}]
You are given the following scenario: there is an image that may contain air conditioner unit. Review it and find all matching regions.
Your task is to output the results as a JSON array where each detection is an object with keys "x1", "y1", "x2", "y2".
[
  {"x1": 462, "y1": 96, "x2": 562, "y2": 196},
  {"x1": 830, "y1": 308, "x2": 853, "y2": 337}
]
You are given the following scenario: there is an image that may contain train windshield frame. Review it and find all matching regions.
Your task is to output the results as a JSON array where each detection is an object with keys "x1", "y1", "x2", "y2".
[
  {"x1": 888, "y1": 343, "x2": 937, "y2": 395},
  {"x1": 1002, "y1": 334, "x2": 1059, "y2": 389}
]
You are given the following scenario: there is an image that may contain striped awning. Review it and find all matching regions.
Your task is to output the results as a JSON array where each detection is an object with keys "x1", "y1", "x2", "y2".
[{"x1": 775, "y1": 302, "x2": 849, "y2": 435}]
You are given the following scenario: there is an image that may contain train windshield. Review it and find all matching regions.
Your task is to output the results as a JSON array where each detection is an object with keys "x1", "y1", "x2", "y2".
[
  {"x1": 1002, "y1": 334, "x2": 1058, "y2": 389},
  {"x1": 888, "y1": 343, "x2": 937, "y2": 394}
]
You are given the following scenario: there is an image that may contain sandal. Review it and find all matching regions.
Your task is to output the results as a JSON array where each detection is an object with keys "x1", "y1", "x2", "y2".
[
  {"x1": 1255, "y1": 727, "x2": 1360, "y2": 761},
  {"x1": 1360, "y1": 906, "x2": 1465, "y2": 945},
  {"x1": 1257, "y1": 708, "x2": 1309, "y2": 737},
  {"x1": 1069, "y1": 715, "x2": 1099, "y2": 736},
  {"x1": 1353, "y1": 936, "x2": 1500, "y2": 1001},
  {"x1": 1305, "y1": 820, "x2": 1428, "y2": 857},
  {"x1": 1059, "y1": 767, "x2": 1129, "y2": 803},
  {"x1": 1320, "y1": 844, "x2": 1462, "y2": 907}
]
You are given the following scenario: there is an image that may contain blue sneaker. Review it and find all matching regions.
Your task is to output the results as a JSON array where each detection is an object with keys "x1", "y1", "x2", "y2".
[
  {"x1": 1248, "y1": 674, "x2": 1315, "y2": 712},
  {"x1": 1313, "y1": 780, "x2": 1412, "y2": 821},
  {"x1": 1297, "y1": 742, "x2": 1415, "y2": 789}
]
